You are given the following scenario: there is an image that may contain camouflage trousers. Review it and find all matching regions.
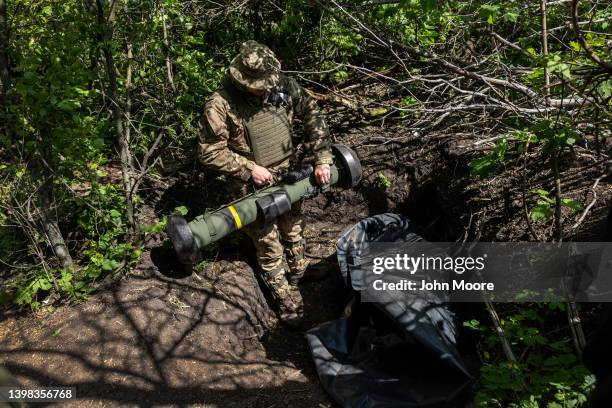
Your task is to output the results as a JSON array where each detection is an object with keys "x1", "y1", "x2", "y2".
[
  {"x1": 229, "y1": 178, "x2": 309, "y2": 291},
  {"x1": 245, "y1": 202, "x2": 308, "y2": 286}
]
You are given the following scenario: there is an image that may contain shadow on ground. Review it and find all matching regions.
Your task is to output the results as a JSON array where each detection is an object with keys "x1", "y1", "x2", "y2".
[{"x1": 0, "y1": 242, "x2": 332, "y2": 407}]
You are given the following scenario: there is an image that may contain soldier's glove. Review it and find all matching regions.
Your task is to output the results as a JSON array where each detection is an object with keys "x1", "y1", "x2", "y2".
[{"x1": 280, "y1": 164, "x2": 313, "y2": 183}]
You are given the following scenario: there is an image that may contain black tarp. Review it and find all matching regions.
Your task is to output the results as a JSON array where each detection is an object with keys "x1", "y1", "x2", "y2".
[{"x1": 306, "y1": 213, "x2": 473, "y2": 407}]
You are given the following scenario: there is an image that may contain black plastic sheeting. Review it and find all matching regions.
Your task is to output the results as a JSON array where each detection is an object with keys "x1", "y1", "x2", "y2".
[{"x1": 306, "y1": 213, "x2": 473, "y2": 407}]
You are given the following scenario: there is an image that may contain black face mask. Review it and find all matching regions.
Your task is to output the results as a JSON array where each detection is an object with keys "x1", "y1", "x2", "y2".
[{"x1": 268, "y1": 90, "x2": 289, "y2": 108}]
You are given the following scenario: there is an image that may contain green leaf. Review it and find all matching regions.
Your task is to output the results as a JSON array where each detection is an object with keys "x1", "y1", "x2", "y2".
[
  {"x1": 101, "y1": 259, "x2": 120, "y2": 271},
  {"x1": 598, "y1": 80, "x2": 612, "y2": 98},
  {"x1": 494, "y1": 138, "x2": 508, "y2": 160},
  {"x1": 87, "y1": 267, "x2": 102, "y2": 278},
  {"x1": 531, "y1": 202, "x2": 553, "y2": 222},
  {"x1": 479, "y1": 5, "x2": 499, "y2": 24},
  {"x1": 527, "y1": 67, "x2": 543, "y2": 80},
  {"x1": 29, "y1": 276, "x2": 52, "y2": 295},
  {"x1": 503, "y1": 12, "x2": 519, "y2": 23},
  {"x1": 463, "y1": 319, "x2": 482, "y2": 330},
  {"x1": 175, "y1": 205, "x2": 189, "y2": 215},
  {"x1": 469, "y1": 155, "x2": 496, "y2": 178},
  {"x1": 58, "y1": 271, "x2": 73, "y2": 292},
  {"x1": 561, "y1": 198, "x2": 583, "y2": 212},
  {"x1": 74, "y1": 87, "x2": 92, "y2": 97},
  {"x1": 569, "y1": 41, "x2": 581, "y2": 52},
  {"x1": 531, "y1": 120, "x2": 551, "y2": 133},
  {"x1": 332, "y1": 70, "x2": 349, "y2": 82},
  {"x1": 547, "y1": 55, "x2": 571, "y2": 79},
  {"x1": 512, "y1": 130, "x2": 537, "y2": 143},
  {"x1": 57, "y1": 99, "x2": 81, "y2": 111}
]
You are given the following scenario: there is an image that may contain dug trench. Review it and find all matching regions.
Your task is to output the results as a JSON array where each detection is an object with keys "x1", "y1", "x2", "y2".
[{"x1": 0, "y1": 123, "x2": 610, "y2": 407}]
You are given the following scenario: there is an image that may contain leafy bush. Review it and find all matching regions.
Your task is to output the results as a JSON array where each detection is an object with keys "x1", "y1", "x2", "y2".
[{"x1": 467, "y1": 305, "x2": 595, "y2": 407}]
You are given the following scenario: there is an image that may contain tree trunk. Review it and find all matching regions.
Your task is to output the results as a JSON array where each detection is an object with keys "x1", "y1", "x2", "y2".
[
  {"x1": 39, "y1": 175, "x2": 74, "y2": 269},
  {"x1": 0, "y1": 0, "x2": 9, "y2": 105},
  {"x1": 31, "y1": 135, "x2": 74, "y2": 270},
  {"x1": 540, "y1": 0, "x2": 550, "y2": 105},
  {"x1": 159, "y1": 3, "x2": 175, "y2": 93},
  {"x1": 96, "y1": 0, "x2": 137, "y2": 235}
]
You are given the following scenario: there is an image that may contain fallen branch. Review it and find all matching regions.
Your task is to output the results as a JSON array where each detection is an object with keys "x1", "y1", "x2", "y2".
[{"x1": 572, "y1": 174, "x2": 604, "y2": 229}]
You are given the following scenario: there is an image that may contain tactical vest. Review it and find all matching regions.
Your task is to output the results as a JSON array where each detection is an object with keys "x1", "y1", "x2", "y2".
[{"x1": 223, "y1": 79, "x2": 293, "y2": 167}]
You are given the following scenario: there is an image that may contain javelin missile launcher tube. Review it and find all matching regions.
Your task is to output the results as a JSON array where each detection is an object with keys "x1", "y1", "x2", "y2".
[{"x1": 166, "y1": 145, "x2": 362, "y2": 264}]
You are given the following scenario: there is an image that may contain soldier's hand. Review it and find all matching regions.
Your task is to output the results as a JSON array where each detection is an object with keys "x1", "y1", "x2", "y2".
[
  {"x1": 314, "y1": 164, "x2": 331, "y2": 186},
  {"x1": 251, "y1": 165, "x2": 274, "y2": 186}
]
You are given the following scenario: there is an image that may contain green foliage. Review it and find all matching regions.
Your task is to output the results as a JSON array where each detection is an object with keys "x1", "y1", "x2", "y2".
[
  {"x1": 17, "y1": 269, "x2": 87, "y2": 309},
  {"x1": 529, "y1": 189, "x2": 583, "y2": 223},
  {"x1": 375, "y1": 172, "x2": 392, "y2": 190},
  {"x1": 470, "y1": 305, "x2": 595, "y2": 407},
  {"x1": 469, "y1": 138, "x2": 509, "y2": 178},
  {"x1": 469, "y1": 120, "x2": 584, "y2": 228},
  {"x1": 194, "y1": 260, "x2": 209, "y2": 274},
  {"x1": 530, "y1": 189, "x2": 555, "y2": 222},
  {"x1": 463, "y1": 319, "x2": 485, "y2": 331},
  {"x1": 479, "y1": 4, "x2": 500, "y2": 25},
  {"x1": 528, "y1": 120, "x2": 579, "y2": 153},
  {"x1": 370, "y1": 0, "x2": 453, "y2": 46},
  {"x1": 547, "y1": 54, "x2": 572, "y2": 80},
  {"x1": 7, "y1": 178, "x2": 143, "y2": 309},
  {"x1": 399, "y1": 96, "x2": 419, "y2": 117},
  {"x1": 174, "y1": 205, "x2": 189, "y2": 216},
  {"x1": 141, "y1": 206, "x2": 188, "y2": 235},
  {"x1": 14, "y1": 273, "x2": 53, "y2": 309}
]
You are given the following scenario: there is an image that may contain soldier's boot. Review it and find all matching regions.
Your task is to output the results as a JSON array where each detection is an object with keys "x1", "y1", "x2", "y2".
[{"x1": 262, "y1": 265, "x2": 304, "y2": 328}]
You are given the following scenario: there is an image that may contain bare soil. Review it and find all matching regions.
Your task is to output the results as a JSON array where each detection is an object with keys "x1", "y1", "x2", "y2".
[{"x1": 0, "y1": 232, "x2": 344, "y2": 407}]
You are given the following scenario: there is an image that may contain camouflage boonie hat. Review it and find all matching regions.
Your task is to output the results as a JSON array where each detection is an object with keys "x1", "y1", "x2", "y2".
[{"x1": 229, "y1": 40, "x2": 281, "y2": 92}]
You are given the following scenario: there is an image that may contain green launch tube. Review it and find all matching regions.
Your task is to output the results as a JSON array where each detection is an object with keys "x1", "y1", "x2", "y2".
[{"x1": 166, "y1": 145, "x2": 362, "y2": 264}]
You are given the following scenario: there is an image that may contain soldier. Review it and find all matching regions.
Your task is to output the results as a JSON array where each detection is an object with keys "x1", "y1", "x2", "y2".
[{"x1": 197, "y1": 40, "x2": 333, "y2": 326}]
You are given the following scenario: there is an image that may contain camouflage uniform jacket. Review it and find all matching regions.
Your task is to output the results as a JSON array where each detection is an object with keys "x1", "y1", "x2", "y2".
[{"x1": 198, "y1": 75, "x2": 333, "y2": 181}]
